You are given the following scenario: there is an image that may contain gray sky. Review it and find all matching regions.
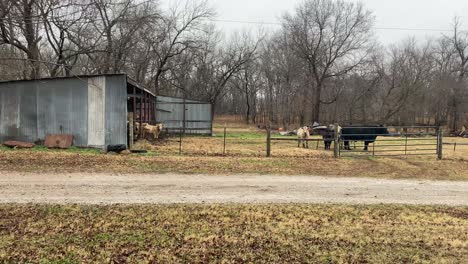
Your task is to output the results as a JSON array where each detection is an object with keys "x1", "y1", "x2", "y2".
[{"x1": 161, "y1": 0, "x2": 468, "y2": 44}]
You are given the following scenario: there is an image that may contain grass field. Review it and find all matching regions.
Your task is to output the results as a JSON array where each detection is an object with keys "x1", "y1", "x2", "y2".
[
  {"x1": 0, "y1": 204, "x2": 466, "y2": 263},
  {"x1": 0, "y1": 116, "x2": 467, "y2": 180}
]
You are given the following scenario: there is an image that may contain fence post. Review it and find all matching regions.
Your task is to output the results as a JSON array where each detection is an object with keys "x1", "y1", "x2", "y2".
[
  {"x1": 179, "y1": 126, "x2": 183, "y2": 155},
  {"x1": 266, "y1": 126, "x2": 271, "y2": 158},
  {"x1": 223, "y1": 126, "x2": 227, "y2": 156},
  {"x1": 333, "y1": 123, "x2": 340, "y2": 159},
  {"x1": 128, "y1": 115, "x2": 134, "y2": 150},
  {"x1": 404, "y1": 128, "x2": 408, "y2": 156},
  {"x1": 437, "y1": 126, "x2": 443, "y2": 160}
]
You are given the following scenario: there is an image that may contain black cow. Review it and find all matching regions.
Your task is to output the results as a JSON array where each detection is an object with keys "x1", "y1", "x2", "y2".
[
  {"x1": 312, "y1": 125, "x2": 339, "y2": 150},
  {"x1": 341, "y1": 126, "x2": 389, "y2": 151}
]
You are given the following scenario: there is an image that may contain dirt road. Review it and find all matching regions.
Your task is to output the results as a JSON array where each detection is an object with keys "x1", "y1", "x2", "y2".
[{"x1": 0, "y1": 172, "x2": 467, "y2": 205}]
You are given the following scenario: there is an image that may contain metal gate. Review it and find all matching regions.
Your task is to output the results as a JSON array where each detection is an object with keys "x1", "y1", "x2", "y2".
[
  {"x1": 156, "y1": 96, "x2": 213, "y2": 135},
  {"x1": 337, "y1": 126, "x2": 443, "y2": 159}
]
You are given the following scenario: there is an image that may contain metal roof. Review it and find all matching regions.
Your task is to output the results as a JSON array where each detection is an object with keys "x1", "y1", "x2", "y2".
[
  {"x1": 0, "y1": 73, "x2": 210, "y2": 103},
  {"x1": 0, "y1": 73, "x2": 126, "y2": 84},
  {"x1": 0, "y1": 73, "x2": 157, "y2": 97}
]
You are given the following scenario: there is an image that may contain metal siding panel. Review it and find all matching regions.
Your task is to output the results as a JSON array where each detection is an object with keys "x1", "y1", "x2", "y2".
[
  {"x1": 54, "y1": 82, "x2": 73, "y2": 134},
  {"x1": 19, "y1": 82, "x2": 38, "y2": 142},
  {"x1": 71, "y1": 78, "x2": 88, "y2": 147},
  {"x1": 35, "y1": 79, "x2": 88, "y2": 147},
  {"x1": 156, "y1": 96, "x2": 212, "y2": 135},
  {"x1": 40, "y1": 78, "x2": 88, "y2": 146},
  {"x1": 0, "y1": 78, "x2": 88, "y2": 146},
  {"x1": 105, "y1": 75, "x2": 127, "y2": 147},
  {"x1": 0, "y1": 84, "x2": 21, "y2": 141},
  {"x1": 87, "y1": 77, "x2": 106, "y2": 147}
]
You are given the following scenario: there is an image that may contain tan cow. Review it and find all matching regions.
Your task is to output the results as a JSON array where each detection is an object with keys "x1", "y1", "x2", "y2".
[
  {"x1": 297, "y1": 126, "x2": 310, "y2": 148},
  {"x1": 135, "y1": 123, "x2": 164, "y2": 141},
  {"x1": 143, "y1": 123, "x2": 164, "y2": 141}
]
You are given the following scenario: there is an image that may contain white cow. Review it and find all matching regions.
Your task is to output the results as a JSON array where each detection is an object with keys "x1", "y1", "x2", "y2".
[{"x1": 297, "y1": 126, "x2": 310, "y2": 148}]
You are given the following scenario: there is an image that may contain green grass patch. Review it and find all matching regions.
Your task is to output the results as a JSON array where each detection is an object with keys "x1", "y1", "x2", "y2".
[
  {"x1": 214, "y1": 132, "x2": 265, "y2": 139},
  {"x1": 34, "y1": 146, "x2": 101, "y2": 155},
  {"x1": 0, "y1": 145, "x2": 11, "y2": 151}
]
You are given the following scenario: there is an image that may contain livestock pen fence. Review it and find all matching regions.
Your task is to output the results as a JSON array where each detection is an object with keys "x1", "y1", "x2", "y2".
[
  {"x1": 155, "y1": 122, "x2": 466, "y2": 159},
  {"x1": 266, "y1": 125, "x2": 445, "y2": 159}
]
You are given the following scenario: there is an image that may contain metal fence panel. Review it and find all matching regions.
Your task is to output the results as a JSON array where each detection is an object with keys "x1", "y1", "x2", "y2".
[
  {"x1": 338, "y1": 126, "x2": 440, "y2": 158},
  {"x1": 156, "y1": 96, "x2": 212, "y2": 135}
]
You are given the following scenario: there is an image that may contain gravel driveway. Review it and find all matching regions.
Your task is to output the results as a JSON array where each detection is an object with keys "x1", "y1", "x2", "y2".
[{"x1": 0, "y1": 172, "x2": 467, "y2": 206}]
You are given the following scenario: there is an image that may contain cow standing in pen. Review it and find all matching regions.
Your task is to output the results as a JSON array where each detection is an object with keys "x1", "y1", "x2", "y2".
[
  {"x1": 341, "y1": 126, "x2": 389, "y2": 151},
  {"x1": 313, "y1": 124, "x2": 341, "y2": 150},
  {"x1": 297, "y1": 126, "x2": 310, "y2": 148}
]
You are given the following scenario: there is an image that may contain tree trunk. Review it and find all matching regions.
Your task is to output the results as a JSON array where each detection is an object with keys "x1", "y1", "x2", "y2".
[
  {"x1": 245, "y1": 95, "x2": 250, "y2": 124},
  {"x1": 311, "y1": 83, "x2": 322, "y2": 123}
]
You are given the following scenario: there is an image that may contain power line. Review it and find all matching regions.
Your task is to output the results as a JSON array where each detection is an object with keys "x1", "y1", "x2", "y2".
[
  {"x1": 0, "y1": 11, "x2": 465, "y2": 33},
  {"x1": 209, "y1": 19, "x2": 462, "y2": 33}
]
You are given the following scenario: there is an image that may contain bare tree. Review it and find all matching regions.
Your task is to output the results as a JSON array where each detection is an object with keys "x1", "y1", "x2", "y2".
[
  {"x1": 232, "y1": 60, "x2": 262, "y2": 124},
  {"x1": 0, "y1": 0, "x2": 42, "y2": 78},
  {"x1": 375, "y1": 40, "x2": 434, "y2": 124},
  {"x1": 283, "y1": 0, "x2": 374, "y2": 123},
  {"x1": 186, "y1": 31, "x2": 261, "y2": 119},
  {"x1": 446, "y1": 18, "x2": 468, "y2": 131},
  {"x1": 148, "y1": 0, "x2": 214, "y2": 94}
]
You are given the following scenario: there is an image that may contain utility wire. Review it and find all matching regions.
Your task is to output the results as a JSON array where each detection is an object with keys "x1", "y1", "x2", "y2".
[
  {"x1": 0, "y1": 11, "x2": 465, "y2": 33},
  {"x1": 209, "y1": 19, "x2": 461, "y2": 33}
]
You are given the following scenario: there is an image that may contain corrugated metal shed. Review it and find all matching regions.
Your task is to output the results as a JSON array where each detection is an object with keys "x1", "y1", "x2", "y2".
[
  {"x1": 0, "y1": 74, "x2": 128, "y2": 149},
  {"x1": 156, "y1": 96, "x2": 212, "y2": 135},
  {"x1": 0, "y1": 74, "x2": 213, "y2": 148}
]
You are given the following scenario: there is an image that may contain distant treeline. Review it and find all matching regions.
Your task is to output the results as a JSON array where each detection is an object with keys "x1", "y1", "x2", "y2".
[{"x1": 0, "y1": 0, "x2": 467, "y2": 131}]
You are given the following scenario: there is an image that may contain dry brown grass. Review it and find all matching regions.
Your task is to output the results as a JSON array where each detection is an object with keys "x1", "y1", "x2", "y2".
[
  {"x1": 0, "y1": 144, "x2": 467, "y2": 181},
  {"x1": 1, "y1": 118, "x2": 467, "y2": 180},
  {"x1": 0, "y1": 204, "x2": 466, "y2": 263}
]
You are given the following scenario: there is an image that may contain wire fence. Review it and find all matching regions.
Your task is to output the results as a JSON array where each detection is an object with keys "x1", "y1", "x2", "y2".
[
  {"x1": 266, "y1": 125, "x2": 444, "y2": 159},
  {"x1": 152, "y1": 125, "x2": 467, "y2": 160},
  {"x1": 337, "y1": 126, "x2": 441, "y2": 159}
]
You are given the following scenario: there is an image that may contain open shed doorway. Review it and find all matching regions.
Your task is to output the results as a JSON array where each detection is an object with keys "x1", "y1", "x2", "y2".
[{"x1": 126, "y1": 79, "x2": 157, "y2": 143}]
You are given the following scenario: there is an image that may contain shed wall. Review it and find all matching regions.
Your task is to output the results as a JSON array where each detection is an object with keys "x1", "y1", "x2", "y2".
[
  {"x1": 0, "y1": 78, "x2": 88, "y2": 146},
  {"x1": 87, "y1": 76, "x2": 106, "y2": 147},
  {"x1": 105, "y1": 75, "x2": 128, "y2": 146}
]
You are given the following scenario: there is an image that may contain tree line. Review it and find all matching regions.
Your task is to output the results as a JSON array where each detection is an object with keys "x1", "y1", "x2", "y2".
[{"x1": 0, "y1": 0, "x2": 467, "y2": 131}]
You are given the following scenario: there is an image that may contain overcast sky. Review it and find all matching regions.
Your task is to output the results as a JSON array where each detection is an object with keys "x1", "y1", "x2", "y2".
[{"x1": 161, "y1": 0, "x2": 468, "y2": 45}]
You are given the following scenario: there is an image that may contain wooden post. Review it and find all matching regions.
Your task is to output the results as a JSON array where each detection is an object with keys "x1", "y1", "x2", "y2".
[
  {"x1": 129, "y1": 115, "x2": 134, "y2": 150},
  {"x1": 404, "y1": 128, "x2": 408, "y2": 156},
  {"x1": 266, "y1": 126, "x2": 271, "y2": 158},
  {"x1": 333, "y1": 123, "x2": 340, "y2": 159},
  {"x1": 144, "y1": 92, "x2": 147, "y2": 124},
  {"x1": 210, "y1": 103, "x2": 214, "y2": 136},
  {"x1": 437, "y1": 126, "x2": 443, "y2": 160},
  {"x1": 223, "y1": 126, "x2": 227, "y2": 155},
  {"x1": 139, "y1": 91, "x2": 143, "y2": 139},
  {"x1": 132, "y1": 86, "x2": 136, "y2": 140},
  {"x1": 182, "y1": 97, "x2": 187, "y2": 135}
]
